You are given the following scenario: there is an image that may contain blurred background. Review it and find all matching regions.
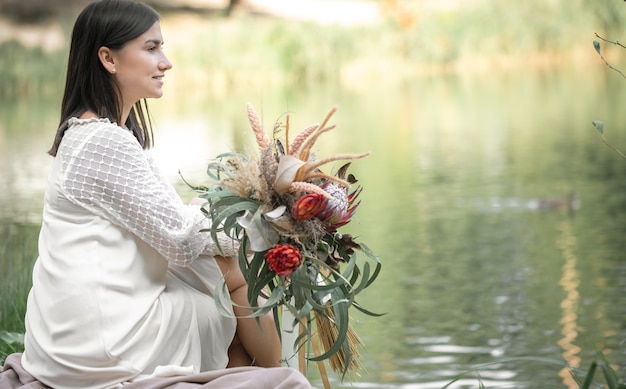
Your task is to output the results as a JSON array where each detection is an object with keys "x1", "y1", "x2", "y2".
[{"x1": 1, "y1": 0, "x2": 626, "y2": 387}]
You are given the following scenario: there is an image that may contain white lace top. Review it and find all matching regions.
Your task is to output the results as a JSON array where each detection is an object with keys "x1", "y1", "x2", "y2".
[
  {"x1": 22, "y1": 118, "x2": 237, "y2": 389},
  {"x1": 61, "y1": 117, "x2": 235, "y2": 265}
]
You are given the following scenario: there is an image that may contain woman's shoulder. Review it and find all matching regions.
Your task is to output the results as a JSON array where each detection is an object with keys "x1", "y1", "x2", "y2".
[
  {"x1": 68, "y1": 116, "x2": 112, "y2": 126},
  {"x1": 60, "y1": 117, "x2": 142, "y2": 158},
  {"x1": 67, "y1": 117, "x2": 137, "y2": 143},
  {"x1": 68, "y1": 116, "x2": 123, "y2": 131}
]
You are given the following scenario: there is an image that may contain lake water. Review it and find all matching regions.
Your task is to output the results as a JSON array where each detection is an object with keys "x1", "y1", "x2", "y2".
[{"x1": 1, "y1": 15, "x2": 626, "y2": 389}]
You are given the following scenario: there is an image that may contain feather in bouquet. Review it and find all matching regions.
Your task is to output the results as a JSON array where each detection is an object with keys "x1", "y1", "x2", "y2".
[{"x1": 194, "y1": 103, "x2": 382, "y2": 378}]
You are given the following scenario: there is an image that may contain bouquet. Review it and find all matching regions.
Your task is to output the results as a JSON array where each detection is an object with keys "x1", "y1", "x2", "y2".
[{"x1": 193, "y1": 103, "x2": 382, "y2": 378}]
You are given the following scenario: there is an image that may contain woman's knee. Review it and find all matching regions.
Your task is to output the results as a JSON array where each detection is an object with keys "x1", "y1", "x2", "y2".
[{"x1": 214, "y1": 255, "x2": 246, "y2": 292}]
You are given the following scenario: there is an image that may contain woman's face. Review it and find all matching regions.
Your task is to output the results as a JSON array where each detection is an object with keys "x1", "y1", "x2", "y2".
[{"x1": 111, "y1": 21, "x2": 172, "y2": 107}]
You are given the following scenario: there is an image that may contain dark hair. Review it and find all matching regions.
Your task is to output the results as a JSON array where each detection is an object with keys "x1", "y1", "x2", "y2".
[{"x1": 48, "y1": 0, "x2": 160, "y2": 156}]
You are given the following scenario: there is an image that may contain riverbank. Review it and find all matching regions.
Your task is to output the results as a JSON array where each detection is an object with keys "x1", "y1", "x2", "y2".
[
  {"x1": 0, "y1": 0, "x2": 381, "y2": 23},
  {"x1": 0, "y1": 0, "x2": 381, "y2": 50},
  {"x1": 1, "y1": 0, "x2": 624, "y2": 98}
]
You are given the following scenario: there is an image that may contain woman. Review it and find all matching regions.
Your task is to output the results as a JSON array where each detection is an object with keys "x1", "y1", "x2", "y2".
[{"x1": 19, "y1": 1, "x2": 299, "y2": 388}]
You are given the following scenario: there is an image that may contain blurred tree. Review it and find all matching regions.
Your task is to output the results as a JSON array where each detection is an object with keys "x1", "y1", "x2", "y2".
[
  {"x1": 582, "y1": 0, "x2": 624, "y2": 36},
  {"x1": 0, "y1": 0, "x2": 241, "y2": 21},
  {"x1": 0, "y1": 0, "x2": 87, "y2": 22}
]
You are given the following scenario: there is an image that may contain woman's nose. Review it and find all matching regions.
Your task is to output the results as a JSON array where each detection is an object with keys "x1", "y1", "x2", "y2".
[{"x1": 160, "y1": 54, "x2": 173, "y2": 71}]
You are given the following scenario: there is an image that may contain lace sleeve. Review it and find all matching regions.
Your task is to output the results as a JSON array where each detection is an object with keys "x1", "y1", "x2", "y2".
[
  {"x1": 59, "y1": 120, "x2": 237, "y2": 266},
  {"x1": 145, "y1": 152, "x2": 240, "y2": 258}
]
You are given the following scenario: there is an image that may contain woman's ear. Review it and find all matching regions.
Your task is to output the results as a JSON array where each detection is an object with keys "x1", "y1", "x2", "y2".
[{"x1": 98, "y1": 46, "x2": 117, "y2": 75}]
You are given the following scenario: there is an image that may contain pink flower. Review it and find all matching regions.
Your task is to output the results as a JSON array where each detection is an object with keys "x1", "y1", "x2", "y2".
[
  {"x1": 317, "y1": 183, "x2": 362, "y2": 232},
  {"x1": 265, "y1": 243, "x2": 303, "y2": 276}
]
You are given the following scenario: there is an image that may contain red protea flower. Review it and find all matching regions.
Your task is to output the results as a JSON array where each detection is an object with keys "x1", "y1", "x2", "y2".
[
  {"x1": 265, "y1": 243, "x2": 303, "y2": 276},
  {"x1": 291, "y1": 193, "x2": 328, "y2": 221}
]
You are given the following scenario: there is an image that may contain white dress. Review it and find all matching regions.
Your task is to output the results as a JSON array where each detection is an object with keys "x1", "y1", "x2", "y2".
[{"x1": 22, "y1": 117, "x2": 238, "y2": 389}]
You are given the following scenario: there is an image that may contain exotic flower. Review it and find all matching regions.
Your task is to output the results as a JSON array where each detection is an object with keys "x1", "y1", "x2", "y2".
[
  {"x1": 292, "y1": 193, "x2": 328, "y2": 221},
  {"x1": 265, "y1": 243, "x2": 303, "y2": 276},
  {"x1": 318, "y1": 182, "x2": 362, "y2": 231}
]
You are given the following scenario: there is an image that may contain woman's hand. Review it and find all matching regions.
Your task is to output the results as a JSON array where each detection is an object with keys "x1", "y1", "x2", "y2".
[{"x1": 214, "y1": 254, "x2": 282, "y2": 367}]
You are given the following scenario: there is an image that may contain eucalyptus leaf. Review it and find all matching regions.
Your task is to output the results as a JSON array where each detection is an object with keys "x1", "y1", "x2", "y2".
[
  {"x1": 352, "y1": 261, "x2": 371, "y2": 295},
  {"x1": 217, "y1": 277, "x2": 282, "y2": 319},
  {"x1": 308, "y1": 300, "x2": 350, "y2": 364},
  {"x1": 237, "y1": 236, "x2": 252, "y2": 280},
  {"x1": 245, "y1": 251, "x2": 270, "y2": 303},
  {"x1": 302, "y1": 287, "x2": 330, "y2": 312},
  {"x1": 249, "y1": 268, "x2": 278, "y2": 306},
  {"x1": 352, "y1": 300, "x2": 386, "y2": 317},
  {"x1": 200, "y1": 189, "x2": 240, "y2": 201},
  {"x1": 178, "y1": 171, "x2": 209, "y2": 192},
  {"x1": 358, "y1": 243, "x2": 382, "y2": 289},
  {"x1": 290, "y1": 272, "x2": 346, "y2": 291},
  {"x1": 214, "y1": 278, "x2": 237, "y2": 318},
  {"x1": 215, "y1": 200, "x2": 259, "y2": 222}
]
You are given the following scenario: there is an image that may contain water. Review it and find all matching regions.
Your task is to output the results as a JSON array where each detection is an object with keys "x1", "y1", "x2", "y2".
[{"x1": 2, "y1": 17, "x2": 626, "y2": 389}]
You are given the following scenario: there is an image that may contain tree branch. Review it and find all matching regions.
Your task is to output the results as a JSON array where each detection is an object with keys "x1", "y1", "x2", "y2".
[
  {"x1": 594, "y1": 33, "x2": 626, "y2": 79},
  {"x1": 595, "y1": 32, "x2": 626, "y2": 50}
]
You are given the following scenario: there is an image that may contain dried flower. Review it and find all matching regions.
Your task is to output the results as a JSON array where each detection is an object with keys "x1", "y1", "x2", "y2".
[
  {"x1": 265, "y1": 243, "x2": 303, "y2": 276},
  {"x1": 318, "y1": 182, "x2": 362, "y2": 231},
  {"x1": 292, "y1": 193, "x2": 328, "y2": 221}
]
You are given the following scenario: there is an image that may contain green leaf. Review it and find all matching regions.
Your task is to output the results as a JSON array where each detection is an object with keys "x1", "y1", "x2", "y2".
[
  {"x1": 209, "y1": 200, "x2": 259, "y2": 253},
  {"x1": 591, "y1": 352, "x2": 621, "y2": 389},
  {"x1": 303, "y1": 287, "x2": 330, "y2": 313},
  {"x1": 178, "y1": 170, "x2": 209, "y2": 192},
  {"x1": 200, "y1": 189, "x2": 240, "y2": 202},
  {"x1": 216, "y1": 276, "x2": 283, "y2": 319},
  {"x1": 592, "y1": 120, "x2": 605, "y2": 134},
  {"x1": 205, "y1": 152, "x2": 247, "y2": 181},
  {"x1": 579, "y1": 361, "x2": 597, "y2": 389},
  {"x1": 214, "y1": 277, "x2": 237, "y2": 318},
  {"x1": 600, "y1": 362, "x2": 619, "y2": 389},
  {"x1": 215, "y1": 200, "x2": 259, "y2": 222},
  {"x1": 593, "y1": 40, "x2": 601, "y2": 54},
  {"x1": 245, "y1": 251, "x2": 270, "y2": 301},
  {"x1": 308, "y1": 298, "x2": 350, "y2": 364},
  {"x1": 352, "y1": 261, "x2": 371, "y2": 295},
  {"x1": 237, "y1": 235, "x2": 252, "y2": 279},
  {"x1": 0, "y1": 331, "x2": 24, "y2": 345},
  {"x1": 351, "y1": 300, "x2": 386, "y2": 317},
  {"x1": 358, "y1": 243, "x2": 382, "y2": 289},
  {"x1": 249, "y1": 268, "x2": 279, "y2": 306},
  {"x1": 289, "y1": 270, "x2": 346, "y2": 292}
]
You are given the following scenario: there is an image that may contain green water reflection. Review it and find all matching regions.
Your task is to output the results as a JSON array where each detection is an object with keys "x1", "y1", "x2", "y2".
[{"x1": 2, "y1": 42, "x2": 626, "y2": 389}]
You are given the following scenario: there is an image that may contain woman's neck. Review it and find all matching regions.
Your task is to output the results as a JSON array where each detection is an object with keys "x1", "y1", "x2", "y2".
[
  {"x1": 79, "y1": 108, "x2": 130, "y2": 126},
  {"x1": 79, "y1": 111, "x2": 98, "y2": 119}
]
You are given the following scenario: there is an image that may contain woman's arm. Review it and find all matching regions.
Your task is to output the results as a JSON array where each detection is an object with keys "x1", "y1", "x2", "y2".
[{"x1": 60, "y1": 121, "x2": 235, "y2": 266}]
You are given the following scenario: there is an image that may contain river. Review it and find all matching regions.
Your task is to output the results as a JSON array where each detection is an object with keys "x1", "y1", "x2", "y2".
[{"x1": 1, "y1": 11, "x2": 626, "y2": 389}]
